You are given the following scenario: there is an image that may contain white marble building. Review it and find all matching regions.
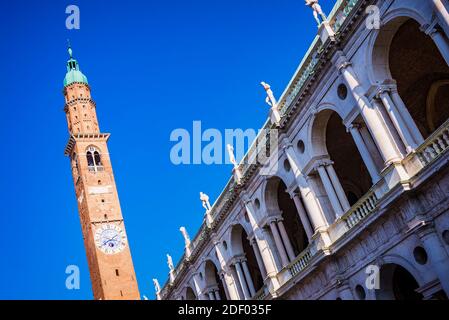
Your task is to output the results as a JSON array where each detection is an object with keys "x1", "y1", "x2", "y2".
[{"x1": 158, "y1": 0, "x2": 449, "y2": 300}]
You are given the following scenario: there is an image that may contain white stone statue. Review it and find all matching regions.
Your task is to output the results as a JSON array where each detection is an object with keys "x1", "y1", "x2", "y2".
[
  {"x1": 143, "y1": 295, "x2": 149, "y2": 300},
  {"x1": 153, "y1": 278, "x2": 161, "y2": 293},
  {"x1": 227, "y1": 144, "x2": 238, "y2": 167},
  {"x1": 200, "y1": 192, "x2": 212, "y2": 212},
  {"x1": 305, "y1": 0, "x2": 327, "y2": 25},
  {"x1": 179, "y1": 226, "x2": 191, "y2": 247},
  {"x1": 261, "y1": 82, "x2": 277, "y2": 108},
  {"x1": 167, "y1": 254, "x2": 175, "y2": 272}
]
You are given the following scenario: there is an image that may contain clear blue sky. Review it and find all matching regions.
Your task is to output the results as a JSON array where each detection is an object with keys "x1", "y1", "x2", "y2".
[{"x1": 0, "y1": 0, "x2": 334, "y2": 299}]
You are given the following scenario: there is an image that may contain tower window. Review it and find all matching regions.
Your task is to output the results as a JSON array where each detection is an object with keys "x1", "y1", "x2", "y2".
[
  {"x1": 86, "y1": 147, "x2": 103, "y2": 172},
  {"x1": 115, "y1": 269, "x2": 120, "y2": 277}
]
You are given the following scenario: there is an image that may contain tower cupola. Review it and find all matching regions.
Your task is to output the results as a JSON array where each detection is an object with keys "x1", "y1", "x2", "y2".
[{"x1": 64, "y1": 44, "x2": 88, "y2": 87}]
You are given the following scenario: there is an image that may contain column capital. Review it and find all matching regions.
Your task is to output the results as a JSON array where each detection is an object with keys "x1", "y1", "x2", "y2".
[
  {"x1": 375, "y1": 85, "x2": 392, "y2": 99},
  {"x1": 420, "y1": 19, "x2": 440, "y2": 37},
  {"x1": 346, "y1": 122, "x2": 362, "y2": 133},
  {"x1": 332, "y1": 51, "x2": 352, "y2": 72}
]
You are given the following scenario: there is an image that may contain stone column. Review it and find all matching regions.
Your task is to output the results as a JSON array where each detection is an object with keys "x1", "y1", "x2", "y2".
[
  {"x1": 291, "y1": 191, "x2": 314, "y2": 239},
  {"x1": 234, "y1": 262, "x2": 251, "y2": 300},
  {"x1": 431, "y1": 0, "x2": 449, "y2": 38},
  {"x1": 333, "y1": 51, "x2": 402, "y2": 165},
  {"x1": 389, "y1": 87, "x2": 424, "y2": 146},
  {"x1": 424, "y1": 22, "x2": 449, "y2": 66},
  {"x1": 277, "y1": 220, "x2": 296, "y2": 261},
  {"x1": 377, "y1": 87, "x2": 419, "y2": 152},
  {"x1": 241, "y1": 259, "x2": 256, "y2": 297},
  {"x1": 348, "y1": 123, "x2": 381, "y2": 183},
  {"x1": 230, "y1": 267, "x2": 245, "y2": 300},
  {"x1": 241, "y1": 194, "x2": 280, "y2": 288},
  {"x1": 250, "y1": 237, "x2": 267, "y2": 277},
  {"x1": 269, "y1": 221, "x2": 289, "y2": 267},
  {"x1": 418, "y1": 226, "x2": 449, "y2": 296},
  {"x1": 316, "y1": 163, "x2": 344, "y2": 217},
  {"x1": 282, "y1": 138, "x2": 330, "y2": 230},
  {"x1": 208, "y1": 291, "x2": 215, "y2": 300},
  {"x1": 214, "y1": 290, "x2": 221, "y2": 301},
  {"x1": 220, "y1": 273, "x2": 231, "y2": 300},
  {"x1": 326, "y1": 163, "x2": 351, "y2": 212}
]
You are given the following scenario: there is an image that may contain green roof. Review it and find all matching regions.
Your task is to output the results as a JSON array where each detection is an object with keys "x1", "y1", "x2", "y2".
[{"x1": 63, "y1": 46, "x2": 88, "y2": 87}]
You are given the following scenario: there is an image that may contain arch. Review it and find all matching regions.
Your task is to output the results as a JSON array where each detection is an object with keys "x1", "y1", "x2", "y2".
[
  {"x1": 309, "y1": 109, "x2": 373, "y2": 207},
  {"x1": 368, "y1": 10, "x2": 428, "y2": 84},
  {"x1": 309, "y1": 106, "x2": 344, "y2": 158},
  {"x1": 185, "y1": 286, "x2": 197, "y2": 300},
  {"x1": 264, "y1": 176, "x2": 309, "y2": 257},
  {"x1": 203, "y1": 259, "x2": 227, "y2": 300},
  {"x1": 369, "y1": 14, "x2": 449, "y2": 140},
  {"x1": 376, "y1": 263, "x2": 423, "y2": 300},
  {"x1": 229, "y1": 224, "x2": 264, "y2": 297}
]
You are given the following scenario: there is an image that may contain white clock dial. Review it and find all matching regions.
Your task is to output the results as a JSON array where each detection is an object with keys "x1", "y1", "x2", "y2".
[{"x1": 95, "y1": 224, "x2": 127, "y2": 255}]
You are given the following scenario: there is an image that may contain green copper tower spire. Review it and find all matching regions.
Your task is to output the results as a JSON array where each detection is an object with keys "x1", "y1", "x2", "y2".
[{"x1": 64, "y1": 41, "x2": 88, "y2": 87}]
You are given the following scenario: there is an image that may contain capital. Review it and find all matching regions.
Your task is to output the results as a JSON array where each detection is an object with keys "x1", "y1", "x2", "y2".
[{"x1": 332, "y1": 51, "x2": 352, "y2": 72}]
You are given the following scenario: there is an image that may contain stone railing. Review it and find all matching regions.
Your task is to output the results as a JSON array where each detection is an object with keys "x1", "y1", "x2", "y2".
[
  {"x1": 416, "y1": 118, "x2": 449, "y2": 167},
  {"x1": 329, "y1": 0, "x2": 362, "y2": 33},
  {"x1": 288, "y1": 246, "x2": 314, "y2": 277},
  {"x1": 341, "y1": 189, "x2": 378, "y2": 229}
]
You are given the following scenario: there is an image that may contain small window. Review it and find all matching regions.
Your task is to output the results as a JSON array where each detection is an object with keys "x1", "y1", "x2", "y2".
[
  {"x1": 98, "y1": 180, "x2": 102, "y2": 185},
  {"x1": 115, "y1": 269, "x2": 120, "y2": 277}
]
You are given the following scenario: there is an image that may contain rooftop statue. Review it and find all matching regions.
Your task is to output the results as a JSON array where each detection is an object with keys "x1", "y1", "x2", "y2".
[
  {"x1": 167, "y1": 254, "x2": 175, "y2": 272},
  {"x1": 305, "y1": 0, "x2": 327, "y2": 26},
  {"x1": 153, "y1": 278, "x2": 161, "y2": 293},
  {"x1": 200, "y1": 192, "x2": 212, "y2": 212}
]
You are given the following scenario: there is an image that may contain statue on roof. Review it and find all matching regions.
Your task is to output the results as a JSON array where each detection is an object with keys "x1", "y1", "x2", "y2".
[
  {"x1": 153, "y1": 278, "x2": 161, "y2": 293},
  {"x1": 200, "y1": 192, "x2": 212, "y2": 212},
  {"x1": 179, "y1": 226, "x2": 191, "y2": 247},
  {"x1": 261, "y1": 82, "x2": 277, "y2": 108},
  {"x1": 227, "y1": 144, "x2": 238, "y2": 167},
  {"x1": 167, "y1": 254, "x2": 175, "y2": 272},
  {"x1": 305, "y1": 0, "x2": 327, "y2": 26}
]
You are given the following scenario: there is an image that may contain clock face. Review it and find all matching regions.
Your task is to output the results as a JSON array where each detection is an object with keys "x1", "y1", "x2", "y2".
[{"x1": 95, "y1": 224, "x2": 127, "y2": 255}]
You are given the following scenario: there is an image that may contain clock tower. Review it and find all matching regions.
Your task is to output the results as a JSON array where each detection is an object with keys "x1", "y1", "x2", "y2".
[{"x1": 63, "y1": 45, "x2": 140, "y2": 300}]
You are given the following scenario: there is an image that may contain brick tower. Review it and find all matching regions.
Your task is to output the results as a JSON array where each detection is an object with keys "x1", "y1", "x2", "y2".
[{"x1": 63, "y1": 45, "x2": 140, "y2": 300}]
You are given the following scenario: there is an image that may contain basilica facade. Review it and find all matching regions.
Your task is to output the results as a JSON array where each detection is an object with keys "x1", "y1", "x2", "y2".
[{"x1": 158, "y1": 0, "x2": 449, "y2": 300}]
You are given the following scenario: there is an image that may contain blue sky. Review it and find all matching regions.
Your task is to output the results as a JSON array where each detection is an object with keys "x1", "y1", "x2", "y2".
[{"x1": 0, "y1": 0, "x2": 334, "y2": 299}]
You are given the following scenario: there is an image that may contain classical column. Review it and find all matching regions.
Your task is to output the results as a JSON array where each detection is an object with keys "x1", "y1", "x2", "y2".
[
  {"x1": 316, "y1": 163, "x2": 344, "y2": 217},
  {"x1": 208, "y1": 291, "x2": 215, "y2": 300},
  {"x1": 250, "y1": 238, "x2": 267, "y2": 277},
  {"x1": 333, "y1": 51, "x2": 402, "y2": 165},
  {"x1": 277, "y1": 220, "x2": 296, "y2": 261},
  {"x1": 377, "y1": 87, "x2": 419, "y2": 152},
  {"x1": 220, "y1": 273, "x2": 231, "y2": 300},
  {"x1": 325, "y1": 163, "x2": 351, "y2": 212},
  {"x1": 241, "y1": 193, "x2": 281, "y2": 284},
  {"x1": 431, "y1": 0, "x2": 449, "y2": 38},
  {"x1": 282, "y1": 138, "x2": 330, "y2": 230},
  {"x1": 290, "y1": 192, "x2": 314, "y2": 239},
  {"x1": 424, "y1": 22, "x2": 449, "y2": 66},
  {"x1": 348, "y1": 124, "x2": 381, "y2": 183},
  {"x1": 214, "y1": 290, "x2": 221, "y2": 301},
  {"x1": 241, "y1": 259, "x2": 256, "y2": 297},
  {"x1": 269, "y1": 221, "x2": 290, "y2": 267},
  {"x1": 234, "y1": 262, "x2": 251, "y2": 300},
  {"x1": 230, "y1": 267, "x2": 245, "y2": 300},
  {"x1": 418, "y1": 226, "x2": 449, "y2": 296}
]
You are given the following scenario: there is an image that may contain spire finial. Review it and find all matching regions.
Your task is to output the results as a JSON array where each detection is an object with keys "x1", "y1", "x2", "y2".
[{"x1": 67, "y1": 39, "x2": 73, "y2": 58}]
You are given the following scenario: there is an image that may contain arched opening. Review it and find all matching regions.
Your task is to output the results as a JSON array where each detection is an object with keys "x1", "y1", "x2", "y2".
[
  {"x1": 185, "y1": 287, "x2": 197, "y2": 300},
  {"x1": 377, "y1": 264, "x2": 423, "y2": 300},
  {"x1": 326, "y1": 112, "x2": 372, "y2": 205},
  {"x1": 204, "y1": 260, "x2": 227, "y2": 300},
  {"x1": 86, "y1": 146, "x2": 103, "y2": 172},
  {"x1": 388, "y1": 19, "x2": 449, "y2": 139},
  {"x1": 230, "y1": 224, "x2": 264, "y2": 298},
  {"x1": 265, "y1": 177, "x2": 309, "y2": 258}
]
